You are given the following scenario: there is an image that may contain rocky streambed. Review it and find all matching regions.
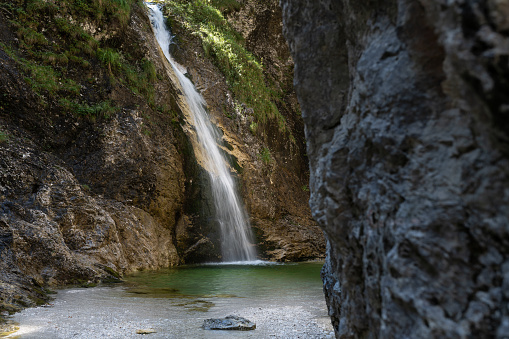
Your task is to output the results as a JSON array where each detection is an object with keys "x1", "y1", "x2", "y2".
[{"x1": 4, "y1": 262, "x2": 333, "y2": 338}]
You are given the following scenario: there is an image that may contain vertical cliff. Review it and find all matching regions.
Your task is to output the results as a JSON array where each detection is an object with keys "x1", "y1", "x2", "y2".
[
  {"x1": 162, "y1": 0, "x2": 325, "y2": 261},
  {"x1": 281, "y1": 0, "x2": 509, "y2": 337}
]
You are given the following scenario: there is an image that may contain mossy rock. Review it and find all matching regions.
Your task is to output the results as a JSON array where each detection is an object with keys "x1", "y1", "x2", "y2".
[{"x1": 0, "y1": 324, "x2": 20, "y2": 337}]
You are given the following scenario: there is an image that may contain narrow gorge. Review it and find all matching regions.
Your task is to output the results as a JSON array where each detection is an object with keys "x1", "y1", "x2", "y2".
[{"x1": 1, "y1": 0, "x2": 508, "y2": 338}]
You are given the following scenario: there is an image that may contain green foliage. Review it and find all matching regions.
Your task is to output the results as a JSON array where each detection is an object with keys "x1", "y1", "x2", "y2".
[
  {"x1": 59, "y1": 98, "x2": 116, "y2": 118},
  {"x1": 259, "y1": 147, "x2": 271, "y2": 164},
  {"x1": 165, "y1": 0, "x2": 289, "y2": 133},
  {"x1": 142, "y1": 58, "x2": 157, "y2": 82},
  {"x1": 210, "y1": 0, "x2": 241, "y2": 13},
  {"x1": 22, "y1": 62, "x2": 80, "y2": 96},
  {"x1": 0, "y1": 130, "x2": 8, "y2": 143},
  {"x1": 1, "y1": 42, "x2": 80, "y2": 100},
  {"x1": 97, "y1": 48, "x2": 122, "y2": 74},
  {"x1": 16, "y1": 26, "x2": 48, "y2": 47},
  {"x1": 2, "y1": 0, "x2": 157, "y2": 115},
  {"x1": 301, "y1": 185, "x2": 309, "y2": 192},
  {"x1": 249, "y1": 121, "x2": 258, "y2": 134}
]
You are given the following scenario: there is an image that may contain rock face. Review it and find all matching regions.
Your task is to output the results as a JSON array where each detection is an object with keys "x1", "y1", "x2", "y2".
[
  {"x1": 0, "y1": 0, "x2": 325, "y2": 316},
  {"x1": 166, "y1": 0, "x2": 325, "y2": 262},
  {"x1": 281, "y1": 0, "x2": 509, "y2": 338},
  {"x1": 0, "y1": 2, "x2": 189, "y2": 312}
]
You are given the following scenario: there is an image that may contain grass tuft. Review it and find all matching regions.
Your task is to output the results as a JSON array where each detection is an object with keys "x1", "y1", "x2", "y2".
[
  {"x1": 259, "y1": 147, "x2": 271, "y2": 164},
  {"x1": 2, "y1": 0, "x2": 157, "y2": 114}
]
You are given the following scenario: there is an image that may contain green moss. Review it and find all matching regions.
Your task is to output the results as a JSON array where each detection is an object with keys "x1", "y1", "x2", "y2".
[
  {"x1": 80, "y1": 282, "x2": 98, "y2": 288},
  {"x1": 1, "y1": 0, "x2": 157, "y2": 116},
  {"x1": 164, "y1": 0, "x2": 290, "y2": 135},
  {"x1": 259, "y1": 147, "x2": 271, "y2": 164},
  {"x1": 103, "y1": 266, "x2": 122, "y2": 279},
  {"x1": 59, "y1": 98, "x2": 116, "y2": 118},
  {"x1": 0, "y1": 130, "x2": 8, "y2": 143}
]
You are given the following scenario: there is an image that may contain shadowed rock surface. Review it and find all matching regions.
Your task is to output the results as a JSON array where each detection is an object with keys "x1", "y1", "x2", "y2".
[{"x1": 281, "y1": 0, "x2": 509, "y2": 338}]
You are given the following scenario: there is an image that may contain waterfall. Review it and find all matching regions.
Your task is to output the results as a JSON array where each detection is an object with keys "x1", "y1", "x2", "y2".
[{"x1": 147, "y1": 3, "x2": 256, "y2": 262}]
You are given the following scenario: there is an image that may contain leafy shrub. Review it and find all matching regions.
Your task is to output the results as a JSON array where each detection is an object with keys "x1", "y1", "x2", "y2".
[{"x1": 97, "y1": 48, "x2": 122, "y2": 74}]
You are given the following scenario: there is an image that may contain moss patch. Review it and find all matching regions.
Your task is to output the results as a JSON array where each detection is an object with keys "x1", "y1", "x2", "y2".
[
  {"x1": 163, "y1": 0, "x2": 290, "y2": 135},
  {"x1": 0, "y1": 0, "x2": 157, "y2": 117}
]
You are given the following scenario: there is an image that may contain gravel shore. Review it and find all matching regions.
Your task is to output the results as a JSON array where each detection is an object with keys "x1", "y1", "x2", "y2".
[{"x1": 6, "y1": 286, "x2": 334, "y2": 338}]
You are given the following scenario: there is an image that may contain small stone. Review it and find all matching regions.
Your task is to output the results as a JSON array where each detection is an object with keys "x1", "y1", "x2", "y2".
[
  {"x1": 203, "y1": 315, "x2": 256, "y2": 331},
  {"x1": 136, "y1": 328, "x2": 156, "y2": 334}
]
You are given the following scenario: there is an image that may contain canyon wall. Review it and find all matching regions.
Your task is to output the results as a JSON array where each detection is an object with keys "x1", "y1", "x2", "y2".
[
  {"x1": 0, "y1": 1, "x2": 189, "y2": 312},
  {"x1": 164, "y1": 0, "x2": 325, "y2": 262},
  {"x1": 0, "y1": 0, "x2": 324, "y2": 316},
  {"x1": 281, "y1": 0, "x2": 509, "y2": 337}
]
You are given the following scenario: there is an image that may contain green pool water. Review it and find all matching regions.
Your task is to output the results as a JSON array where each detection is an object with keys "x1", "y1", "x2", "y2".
[{"x1": 124, "y1": 261, "x2": 325, "y2": 301}]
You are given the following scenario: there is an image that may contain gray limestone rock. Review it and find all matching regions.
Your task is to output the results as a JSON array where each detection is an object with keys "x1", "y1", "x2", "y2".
[
  {"x1": 203, "y1": 315, "x2": 256, "y2": 331},
  {"x1": 281, "y1": 0, "x2": 509, "y2": 338}
]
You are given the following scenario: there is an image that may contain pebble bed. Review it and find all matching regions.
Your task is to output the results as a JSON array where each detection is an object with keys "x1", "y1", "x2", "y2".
[{"x1": 6, "y1": 286, "x2": 334, "y2": 338}]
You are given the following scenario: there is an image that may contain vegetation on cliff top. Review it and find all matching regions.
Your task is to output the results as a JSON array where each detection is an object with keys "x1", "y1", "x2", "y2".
[
  {"x1": 0, "y1": 0, "x2": 157, "y2": 118},
  {"x1": 162, "y1": 0, "x2": 290, "y2": 135}
]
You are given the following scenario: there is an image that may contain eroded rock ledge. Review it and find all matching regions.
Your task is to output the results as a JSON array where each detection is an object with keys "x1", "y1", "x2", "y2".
[{"x1": 281, "y1": 0, "x2": 509, "y2": 338}]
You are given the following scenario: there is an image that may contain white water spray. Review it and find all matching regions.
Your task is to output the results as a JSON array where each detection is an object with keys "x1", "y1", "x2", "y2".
[{"x1": 147, "y1": 3, "x2": 256, "y2": 261}]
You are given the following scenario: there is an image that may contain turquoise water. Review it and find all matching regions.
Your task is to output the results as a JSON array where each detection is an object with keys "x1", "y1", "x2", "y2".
[
  {"x1": 8, "y1": 262, "x2": 334, "y2": 338},
  {"x1": 125, "y1": 262, "x2": 324, "y2": 301}
]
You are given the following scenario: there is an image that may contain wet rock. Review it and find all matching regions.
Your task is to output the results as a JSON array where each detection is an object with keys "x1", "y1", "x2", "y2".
[
  {"x1": 203, "y1": 315, "x2": 256, "y2": 331},
  {"x1": 282, "y1": 0, "x2": 509, "y2": 337}
]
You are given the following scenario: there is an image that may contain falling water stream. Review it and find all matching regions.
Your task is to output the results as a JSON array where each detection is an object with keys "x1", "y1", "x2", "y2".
[{"x1": 147, "y1": 3, "x2": 255, "y2": 261}]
